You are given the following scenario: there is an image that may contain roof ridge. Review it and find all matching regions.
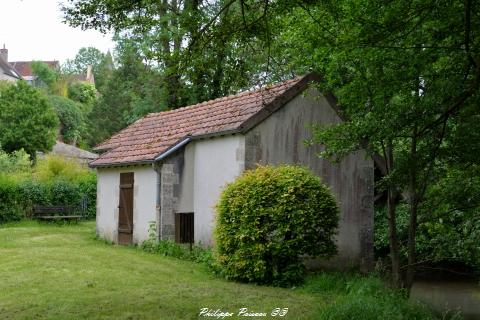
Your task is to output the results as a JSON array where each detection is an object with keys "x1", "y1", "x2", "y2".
[{"x1": 145, "y1": 75, "x2": 304, "y2": 118}]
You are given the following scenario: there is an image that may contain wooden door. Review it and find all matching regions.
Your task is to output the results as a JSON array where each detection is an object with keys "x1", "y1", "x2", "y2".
[{"x1": 118, "y1": 172, "x2": 134, "y2": 245}]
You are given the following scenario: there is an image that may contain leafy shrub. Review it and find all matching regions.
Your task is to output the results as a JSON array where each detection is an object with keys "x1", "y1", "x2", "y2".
[
  {"x1": 35, "y1": 155, "x2": 90, "y2": 182},
  {"x1": 0, "y1": 148, "x2": 31, "y2": 173},
  {"x1": 18, "y1": 180, "x2": 50, "y2": 216},
  {"x1": 215, "y1": 165, "x2": 339, "y2": 286},
  {"x1": 77, "y1": 172, "x2": 97, "y2": 219},
  {"x1": 49, "y1": 179, "x2": 82, "y2": 206},
  {"x1": 0, "y1": 155, "x2": 97, "y2": 223},
  {"x1": 49, "y1": 96, "x2": 85, "y2": 144},
  {"x1": 68, "y1": 82, "x2": 96, "y2": 108},
  {"x1": 0, "y1": 174, "x2": 23, "y2": 222}
]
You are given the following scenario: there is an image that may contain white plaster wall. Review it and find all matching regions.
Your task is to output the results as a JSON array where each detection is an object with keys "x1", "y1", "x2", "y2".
[
  {"x1": 96, "y1": 169, "x2": 119, "y2": 243},
  {"x1": 96, "y1": 165, "x2": 158, "y2": 244},
  {"x1": 131, "y1": 166, "x2": 158, "y2": 243},
  {"x1": 193, "y1": 135, "x2": 245, "y2": 246}
]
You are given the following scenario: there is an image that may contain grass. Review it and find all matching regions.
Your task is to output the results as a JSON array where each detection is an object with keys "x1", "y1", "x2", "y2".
[{"x1": 0, "y1": 221, "x2": 436, "y2": 320}]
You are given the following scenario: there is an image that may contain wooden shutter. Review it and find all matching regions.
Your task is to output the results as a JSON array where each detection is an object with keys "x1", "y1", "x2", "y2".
[{"x1": 118, "y1": 172, "x2": 134, "y2": 245}]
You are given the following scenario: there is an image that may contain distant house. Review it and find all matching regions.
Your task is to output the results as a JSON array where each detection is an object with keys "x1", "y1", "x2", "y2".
[
  {"x1": 0, "y1": 45, "x2": 22, "y2": 82},
  {"x1": 2, "y1": 46, "x2": 95, "y2": 87},
  {"x1": 90, "y1": 73, "x2": 375, "y2": 270}
]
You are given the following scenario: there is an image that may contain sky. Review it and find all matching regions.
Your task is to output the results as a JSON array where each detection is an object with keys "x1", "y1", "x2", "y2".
[{"x1": 0, "y1": 0, "x2": 115, "y2": 63}]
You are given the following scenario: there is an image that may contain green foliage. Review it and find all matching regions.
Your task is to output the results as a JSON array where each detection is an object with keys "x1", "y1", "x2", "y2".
[
  {"x1": 17, "y1": 179, "x2": 49, "y2": 215},
  {"x1": 0, "y1": 174, "x2": 23, "y2": 223},
  {"x1": 0, "y1": 149, "x2": 31, "y2": 173},
  {"x1": 375, "y1": 167, "x2": 480, "y2": 270},
  {"x1": 215, "y1": 165, "x2": 339, "y2": 286},
  {"x1": 62, "y1": 47, "x2": 105, "y2": 76},
  {"x1": 49, "y1": 179, "x2": 82, "y2": 207},
  {"x1": 300, "y1": 273, "x2": 436, "y2": 320},
  {"x1": 67, "y1": 82, "x2": 96, "y2": 107},
  {"x1": 49, "y1": 96, "x2": 86, "y2": 145},
  {"x1": 141, "y1": 222, "x2": 214, "y2": 266},
  {"x1": 0, "y1": 81, "x2": 59, "y2": 158},
  {"x1": 63, "y1": 2, "x2": 266, "y2": 113},
  {"x1": 420, "y1": 167, "x2": 480, "y2": 268},
  {"x1": 77, "y1": 171, "x2": 97, "y2": 219},
  {"x1": 85, "y1": 42, "x2": 168, "y2": 146},
  {"x1": 0, "y1": 155, "x2": 97, "y2": 222},
  {"x1": 35, "y1": 155, "x2": 90, "y2": 182},
  {"x1": 31, "y1": 61, "x2": 58, "y2": 90}
]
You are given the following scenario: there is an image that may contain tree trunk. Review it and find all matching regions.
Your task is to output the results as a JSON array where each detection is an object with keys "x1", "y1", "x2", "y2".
[
  {"x1": 386, "y1": 139, "x2": 401, "y2": 288},
  {"x1": 406, "y1": 128, "x2": 419, "y2": 289},
  {"x1": 159, "y1": 0, "x2": 182, "y2": 109}
]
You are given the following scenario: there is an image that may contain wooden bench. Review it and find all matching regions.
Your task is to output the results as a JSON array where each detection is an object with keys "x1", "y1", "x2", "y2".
[{"x1": 33, "y1": 205, "x2": 83, "y2": 222}]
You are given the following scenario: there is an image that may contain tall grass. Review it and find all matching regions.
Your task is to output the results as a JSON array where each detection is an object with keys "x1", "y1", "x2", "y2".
[{"x1": 299, "y1": 273, "x2": 437, "y2": 320}]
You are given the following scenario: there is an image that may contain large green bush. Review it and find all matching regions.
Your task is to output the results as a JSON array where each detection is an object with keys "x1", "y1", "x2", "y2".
[{"x1": 215, "y1": 165, "x2": 339, "y2": 286}]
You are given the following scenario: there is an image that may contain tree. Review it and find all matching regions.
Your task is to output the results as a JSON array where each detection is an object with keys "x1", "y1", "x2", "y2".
[
  {"x1": 68, "y1": 82, "x2": 97, "y2": 108},
  {"x1": 85, "y1": 41, "x2": 166, "y2": 146},
  {"x1": 62, "y1": 47, "x2": 105, "y2": 75},
  {"x1": 0, "y1": 81, "x2": 59, "y2": 158},
  {"x1": 49, "y1": 96, "x2": 86, "y2": 145},
  {"x1": 31, "y1": 61, "x2": 58, "y2": 90},
  {"x1": 62, "y1": 0, "x2": 264, "y2": 109},
  {"x1": 266, "y1": 0, "x2": 480, "y2": 288}
]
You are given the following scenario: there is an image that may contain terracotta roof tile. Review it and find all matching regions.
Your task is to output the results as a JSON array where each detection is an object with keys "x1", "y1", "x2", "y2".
[{"x1": 90, "y1": 73, "x2": 319, "y2": 167}]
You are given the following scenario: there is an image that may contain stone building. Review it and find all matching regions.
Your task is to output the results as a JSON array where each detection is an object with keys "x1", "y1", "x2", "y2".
[{"x1": 90, "y1": 73, "x2": 374, "y2": 270}]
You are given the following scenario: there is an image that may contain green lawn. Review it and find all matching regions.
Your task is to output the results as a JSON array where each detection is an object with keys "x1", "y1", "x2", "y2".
[{"x1": 0, "y1": 221, "x2": 436, "y2": 320}]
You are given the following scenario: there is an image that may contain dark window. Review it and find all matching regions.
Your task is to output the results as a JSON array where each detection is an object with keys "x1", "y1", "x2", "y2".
[{"x1": 175, "y1": 212, "x2": 194, "y2": 244}]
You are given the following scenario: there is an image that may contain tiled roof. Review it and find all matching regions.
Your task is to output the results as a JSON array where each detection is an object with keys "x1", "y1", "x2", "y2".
[
  {"x1": 51, "y1": 141, "x2": 98, "y2": 161},
  {"x1": 9, "y1": 61, "x2": 59, "y2": 77},
  {"x1": 90, "y1": 73, "x2": 320, "y2": 168}
]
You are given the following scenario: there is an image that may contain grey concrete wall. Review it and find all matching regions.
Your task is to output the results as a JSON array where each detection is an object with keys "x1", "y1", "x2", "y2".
[
  {"x1": 244, "y1": 89, "x2": 374, "y2": 271},
  {"x1": 159, "y1": 153, "x2": 182, "y2": 241},
  {"x1": 177, "y1": 143, "x2": 195, "y2": 213}
]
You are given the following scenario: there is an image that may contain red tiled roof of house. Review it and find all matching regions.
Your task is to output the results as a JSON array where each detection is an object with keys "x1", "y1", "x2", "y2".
[
  {"x1": 90, "y1": 73, "x2": 320, "y2": 168},
  {"x1": 9, "y1": 61, "x2": 59, "y2": 77}
]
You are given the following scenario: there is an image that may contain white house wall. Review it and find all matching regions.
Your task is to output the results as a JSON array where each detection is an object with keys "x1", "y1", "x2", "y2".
[
  {"x1": 96, "y1": 165, "x2": 157, "y2": 244},
  {"x1": 192, "y1": 134, "x2": 245, "y2": 246}
]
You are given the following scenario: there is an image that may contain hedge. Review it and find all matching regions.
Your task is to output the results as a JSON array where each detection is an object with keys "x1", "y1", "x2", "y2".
[
  {"x1": 0, "y1": 175, "x2": 96, "y2": 222},
  {"x1": 0, "y1": 152, "x2": 97, "y2": 222}
]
